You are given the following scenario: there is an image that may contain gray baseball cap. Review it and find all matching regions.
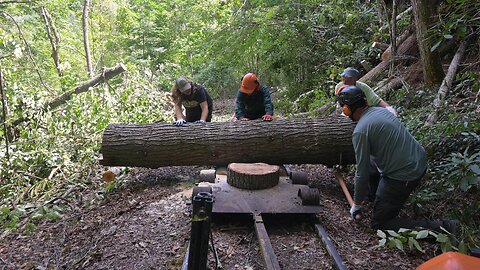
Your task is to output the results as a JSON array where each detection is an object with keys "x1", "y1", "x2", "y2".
[
  {"x1": 175, "y1": 76, "x2": 192, "y2": 93},
  {"x1": 340, "y1": 67, "x2": 360, "y2": 78}
]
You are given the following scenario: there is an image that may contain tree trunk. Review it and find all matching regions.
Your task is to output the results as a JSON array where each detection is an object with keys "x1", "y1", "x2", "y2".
[
  {"x1": 0, "y1": 63, "x2": 10, "y2": 162},
  {"x1": 100, "y1": 117, "x2": 357, "y2": 168},
  {"x1": 82, "y1": 0, "x2": 93, "y2": 77},
  {"x1": 227, "y1": 163, "x2": 279, "y2": 190},
  {"x1": 412, "y1": 0, "x2": 444, "y2": 86},
  {"x1": 426, "y1": 40, "x2": 467, "y2": 125}
]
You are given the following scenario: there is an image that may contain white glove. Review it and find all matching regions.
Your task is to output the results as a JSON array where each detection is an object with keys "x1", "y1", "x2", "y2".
[
  {"x1": 173, "y1": 119, "x2": 187, "y2": 126},
  {"x1": 385, "y1": 106, "x2": 397, "y2": 117},
  {"x1": 350, "y1": 203, "x2": 362, "y2": 220},
  {"x1": 194, "y1": 120, "x2": 206, "y2": 124}
]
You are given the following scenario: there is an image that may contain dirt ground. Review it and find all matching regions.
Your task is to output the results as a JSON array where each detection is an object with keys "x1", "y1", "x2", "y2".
[
  {"x1": 0, "y1": 100, "x2": 445, "y2": 269},
  {"x1": 0, "y1": 164, "x2": 442, "y2": 270}
]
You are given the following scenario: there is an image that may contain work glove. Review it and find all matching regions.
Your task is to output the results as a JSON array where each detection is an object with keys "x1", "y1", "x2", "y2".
[
  {"x1": 239, "y1": 118, "x2": 249, "y2": 121},
  {"x1": 195, "y1": 120, "x2": 206, "y2": 124},
  {"x1": 262, "y1": 114, "x2": 273, "y2": 121},
  {"x1": 350, "y1": 203, "x2": 363, "y2": 221},
  {"x1": 385, "y1": 106, "x2": 397, "y2": 117},
  {"x1": 173, "y1": 119, "x2": 187, "y2": 126}
]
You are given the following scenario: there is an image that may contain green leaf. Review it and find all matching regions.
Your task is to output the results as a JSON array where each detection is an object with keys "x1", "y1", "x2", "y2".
[
  {"x1": 377, "y1": 230, "x2": 386, "y2": 238},
  {"x1": 469, "y1": 164, "x2": 480, "y2": 175},
  {"x1": 443, "y1": 34, "x2": 453, "y2": 39},
  {"x1": 392, "y1": 239, "x2": 404, "y2": 251},
  {"x1": 387, "y1": 230, "x2": 400, "y2": 237},
  {"x1": 379, "y1": 238, "x2": 387, "y2": 247},
  {"x1": 25, "y1": 222, "x2": 36, "y2": 235},
  {"x1": 416, "y1": 230, "x2": 429, "y2": 239},
  {"x1": 436, "y1": 233, "x2": 449, "y2": 243},
  {"x1": 31, "y1": 212, "x2": 44, "y2": 220},
  {"x1": 412, "y1": 238, "x2": 425, "y2": 253},
  {"x1": 431, "y1": 39, "x2": 442, "y2": 52}
]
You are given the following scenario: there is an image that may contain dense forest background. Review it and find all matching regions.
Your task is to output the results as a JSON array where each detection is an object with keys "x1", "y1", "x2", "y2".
[{"x1": 0, "y1": 0, "x2": 479, "y2": 259}]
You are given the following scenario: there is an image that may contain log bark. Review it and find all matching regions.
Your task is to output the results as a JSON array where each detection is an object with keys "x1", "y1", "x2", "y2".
[
  {"x1": 426, "y1": 40, "x2": 467, "y2": 125},
  {"x1": 372, "y1": 42, "x2": 389, "y2": 51},
  {"x1": 227, "y1": 163, "x2": 279, "y2": 190},
  {"x1": 100, "y1": 117, "x2": 357, "y2": 168}
]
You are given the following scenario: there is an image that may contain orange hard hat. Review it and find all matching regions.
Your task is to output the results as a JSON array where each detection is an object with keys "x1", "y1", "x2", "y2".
[
  {"x1": 416, "y1": 251, "x2": 480, "y2": 270},
  {"x1": 240, "y1": 73, "x2": 259, "y2": 94}
]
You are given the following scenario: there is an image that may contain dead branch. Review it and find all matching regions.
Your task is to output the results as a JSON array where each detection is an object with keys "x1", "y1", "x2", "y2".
[
  {"x1": 379, "y1": 6, "x2": 413, "y2": 32},
  {"x1": 426, "y1": 40, "x2": 468, "y2": 125},
  {"x1": 46, "y1": 63, "x2": 126, "y2": 110},
  {"x1": 11, "y1": 63, "x2": 126, "y2": 127},
  {"x1": 40, "y1": 6, "x2": 62, "y2": 77}
]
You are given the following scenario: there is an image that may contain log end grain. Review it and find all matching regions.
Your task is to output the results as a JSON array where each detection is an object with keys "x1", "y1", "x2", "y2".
[{"x1": 227, "y1": 163, "x2": 279, "y2": 190}]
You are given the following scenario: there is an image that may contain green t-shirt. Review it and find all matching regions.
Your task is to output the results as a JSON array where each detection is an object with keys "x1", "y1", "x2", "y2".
[{"x1": 335, "y1": 81, "x2": 382, "y2": 107}]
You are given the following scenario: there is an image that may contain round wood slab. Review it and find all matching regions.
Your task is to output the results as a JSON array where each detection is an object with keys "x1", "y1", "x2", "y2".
[{"x1": 227, "y1": 163, "x2": 280, "y2": 190}]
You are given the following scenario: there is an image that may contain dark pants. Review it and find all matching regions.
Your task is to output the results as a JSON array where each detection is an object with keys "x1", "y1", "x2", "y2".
[{"x1": 369, "y1": 168, "x2": 441, "y2": 231}]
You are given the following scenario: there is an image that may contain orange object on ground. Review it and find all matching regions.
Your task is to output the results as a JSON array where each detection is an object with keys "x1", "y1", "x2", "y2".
[{"x1": 416, "y1": 251, "x2": 480, "y2": 270}]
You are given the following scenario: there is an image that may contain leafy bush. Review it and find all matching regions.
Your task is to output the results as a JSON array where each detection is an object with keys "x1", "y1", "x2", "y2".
[
  {"x1": 377, "y1": 228, "x2": 467, "y2": 254},
  {"x1": 442, "y1": 149, "x2": 480, "y2": 191}
]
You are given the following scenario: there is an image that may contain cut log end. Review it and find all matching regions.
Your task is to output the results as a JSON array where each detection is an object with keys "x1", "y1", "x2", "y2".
[{"x1": 227, "y1": 163, "x2": 280, "y2": 190}]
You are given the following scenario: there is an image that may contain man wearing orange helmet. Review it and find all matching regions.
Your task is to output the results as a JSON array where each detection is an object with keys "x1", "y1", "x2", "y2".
[{"x1": 235, "y1": 73, "x2": 274, "y2": 121}]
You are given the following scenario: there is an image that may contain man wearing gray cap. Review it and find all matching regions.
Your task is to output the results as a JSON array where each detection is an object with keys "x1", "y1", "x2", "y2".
[
  {"x1": 171, "y1": 76, "x2": 213, "y2": 126},
  {"x1": 335, "y1": 67, "x2": 397, "y2": 116}
]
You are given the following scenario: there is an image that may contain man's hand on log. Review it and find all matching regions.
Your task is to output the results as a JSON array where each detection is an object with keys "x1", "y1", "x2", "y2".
[
  {"x1": 262, "y1": 114, "x2": 273, "y2": 121},
  {"x1": 173, "y1": 119, "x2": 187, "y2": 126}
]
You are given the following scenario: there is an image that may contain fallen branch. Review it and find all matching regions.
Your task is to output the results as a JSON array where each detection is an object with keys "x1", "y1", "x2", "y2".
[
  {"x1": 426, "y1": 40, "x2": 467, "y2": 126},
  {"x1": 46, "y1": 63, "x2": 126, "y2": 110},
  {"x1": 11, "y1": 63, "x2": 126, "y2": 128}
]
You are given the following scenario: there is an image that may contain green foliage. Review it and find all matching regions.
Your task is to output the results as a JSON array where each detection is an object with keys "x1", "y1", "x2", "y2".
[
  {"x1": 431, "y1": 0, "x2": 479, "y2": 52},
  {"x1": 377, "y1": 228, "x2": 463, "y2": 253},
  {"x1": 442, "y1": 148, "x2": 480, "y2": 191}
]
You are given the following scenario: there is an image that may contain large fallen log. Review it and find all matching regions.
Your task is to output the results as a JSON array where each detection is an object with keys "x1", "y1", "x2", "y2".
[{"x1": 100, "y1": 117, "x2": 357, "y2": 168}]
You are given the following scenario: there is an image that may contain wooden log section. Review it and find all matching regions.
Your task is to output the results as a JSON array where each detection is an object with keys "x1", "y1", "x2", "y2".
[
  {"x1": 100, "y1": 117, "x2": 356, "y2": 168},
  {"x1": 227, "y1": 163, "x2": 279, "y2": 190}
]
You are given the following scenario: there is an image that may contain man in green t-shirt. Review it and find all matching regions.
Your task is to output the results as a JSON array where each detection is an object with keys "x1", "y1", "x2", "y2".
[{"x1": 335, "y1": 67, "x2": 397, "y2": 116}]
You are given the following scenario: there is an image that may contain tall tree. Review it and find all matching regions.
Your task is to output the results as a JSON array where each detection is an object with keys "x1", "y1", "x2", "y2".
[
  {"x1": 412, "y1": 0, "x2": 444, "y2": 86},
  {"x1": 83, "y1": 0, "x2": 93, "y2": 77}
]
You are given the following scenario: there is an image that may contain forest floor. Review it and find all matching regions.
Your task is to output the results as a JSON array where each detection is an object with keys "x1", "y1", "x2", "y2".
[{"x1": 0, "y1": 100, "x2": 444, "y2": 270}]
